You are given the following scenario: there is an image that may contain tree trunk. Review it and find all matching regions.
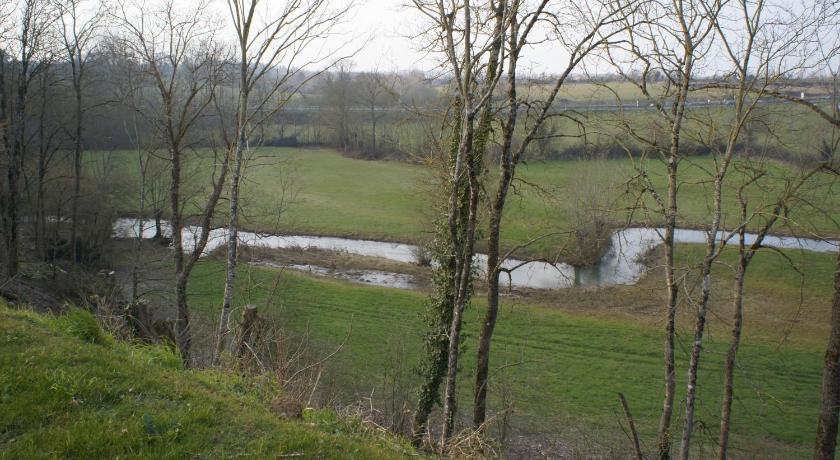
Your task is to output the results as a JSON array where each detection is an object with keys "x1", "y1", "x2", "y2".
[
  {"x1": 473, "y1": 119, "x2": 514, "y2": 429},
  {"x1": 658, "y1": 40, "x2": 695, "y2": 453},
  {"x1": 679, "y1": 176, "x2": 726, "y2": 459},
  {"x1": 371, "y1": 111, "x2": 377, "y2": 154},
  {"x1": 216, "y1": 84, "x2": 249, "y2": 363},
  {"x1": 35, "y1": 71, "x2": 49, "y2": 260},
  {"x1": 412, "y1": 248, "x2": 457, "y2": 443},
  {"x1": 718, "y1": 237, "x2": 746, "y2": 459},
  {"x1": 4, "y1": 52, "x2": 29, "y2": 277},
  {"x1": 169, "y1": 137, "x2": 190, "y2": 365},
  {"x1": 174, "y1": 273, "x2": 191, "y2": 365},
  {"x1": 815, "y1": 248, "x2": 840, "y2": 460},
  {"x1": 70, "y1": 86, "x2": 83, "y2": 264},
  {"x1": 236, "y1": 304, "x2": 261, "y2": 359},
  {"x1": 658, "y1": 156, "x2": 679, "y2": 460},
  {"x1": 0, "y1": 49, "x2": 11, "y2": 272},
  {"x1": 474, "y1": 208, "x2": 502, "y2": 428},
  {"x1": 153, "y1": 208, "x2": 162, "y2": 239},
  {"x1": 440, "y1": 166, "x2": 480, "y2": 443},
  {"x1": 131, "y1": 148, "x2": 146, "y2": 306},
  {"x1": 678, "y1": 253, "x2": 714, "y2": 460},
  {"x1": 412, "y1": 100, "x2": 464, "y2": 443}
]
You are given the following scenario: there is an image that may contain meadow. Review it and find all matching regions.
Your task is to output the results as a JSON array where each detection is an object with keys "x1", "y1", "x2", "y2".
[
  {"x1": 178, "y1": 241, "x2": 837, "y2": 458},
  {"x1": 77, "y1": 96, "x2": 840, "y2": 456},
  {"x1": 96, "y1": 145, "x2": 840, "y2": 260}
]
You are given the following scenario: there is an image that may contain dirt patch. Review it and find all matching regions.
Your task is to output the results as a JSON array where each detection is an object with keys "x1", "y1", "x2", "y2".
[{"x1": 229, "y1": 245, "x2": 433, "y2": 288}]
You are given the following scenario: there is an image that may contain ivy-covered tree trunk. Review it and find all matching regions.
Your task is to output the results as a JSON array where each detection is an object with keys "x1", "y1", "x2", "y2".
[{"x1": 412, "y1": 99, "x2": 468, "y2": 443}]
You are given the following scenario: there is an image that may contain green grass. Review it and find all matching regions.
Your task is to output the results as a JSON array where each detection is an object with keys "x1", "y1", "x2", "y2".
[
  {"x1": 183, "y1": 249, "x2": 837, "y2": 458},
  {"x1": 248, "y1": 148, "x2": 429, "y2": 242},
  {"x1": 97, "y1": 147, "x2": 840, "y2": 260},
  {"x1": 0, "y1": 304, "x2": 415, "y2": 459}
]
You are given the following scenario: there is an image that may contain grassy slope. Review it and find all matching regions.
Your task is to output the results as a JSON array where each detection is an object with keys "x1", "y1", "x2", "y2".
[
  {"x1": 185, "y1": 246, "x2": 836, "y2": 458},
  {"x1": 0, "y1": 304, "x2": 414, "y2": 459}
]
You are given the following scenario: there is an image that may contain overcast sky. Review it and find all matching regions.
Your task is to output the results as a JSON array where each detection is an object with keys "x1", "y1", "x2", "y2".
[
  {"x1": 333, "y1": 0, "x2": 568, "y2": 75},
  {"x1": 343, "y1": 0, "x2": 427, "y2": 71},
  {"x1": 322, "y1": 0, "x2": 837, "y2": 77}
]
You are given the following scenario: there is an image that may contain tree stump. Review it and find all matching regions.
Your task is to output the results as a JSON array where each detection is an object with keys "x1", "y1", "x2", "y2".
[{"x1": 236, "y1": 304, "x2": 262, "y2": 360}]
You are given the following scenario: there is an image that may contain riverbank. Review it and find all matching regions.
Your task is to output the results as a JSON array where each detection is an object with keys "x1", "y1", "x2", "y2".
[
  {"x1": 179, "y1": 255, "x2": 830, "y2": 459},
  {"x1": 94, "y1": 225, "x2": 837, "y2": 459},
  {"x1": 98, "y1": 148, "x2": 840, "y2": 259},
  {"x1": 114, "y1": 217, "x2": 839, "y2": 293}
]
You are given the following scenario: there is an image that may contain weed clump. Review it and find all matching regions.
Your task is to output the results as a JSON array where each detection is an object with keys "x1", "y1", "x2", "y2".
[{"x1": 55, "y1": 307, "x2": 111, "y2": 346}]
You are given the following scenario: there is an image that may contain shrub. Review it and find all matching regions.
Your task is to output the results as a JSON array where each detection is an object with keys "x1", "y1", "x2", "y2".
[{"x1": 55, "y1": 307, "x2": 111, "y2": 346}]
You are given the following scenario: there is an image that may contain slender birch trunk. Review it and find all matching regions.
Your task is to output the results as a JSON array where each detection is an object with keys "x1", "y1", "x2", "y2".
[
  {"x1": 216, "y1": 84, "x2": 248, "y2": 362},
  {"x1": 658, "y1": 108, "x2": 682, "y2": 460}
]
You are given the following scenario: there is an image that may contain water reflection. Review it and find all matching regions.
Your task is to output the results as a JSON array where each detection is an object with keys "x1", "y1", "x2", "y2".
[{"x1": 114, "y1": 219, "x2": 838, "y2": 290}]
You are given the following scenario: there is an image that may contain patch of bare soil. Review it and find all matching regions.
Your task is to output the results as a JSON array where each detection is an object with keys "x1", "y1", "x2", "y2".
[{"x1": 229, "y1": 245, "x2": 434, "y2": 288}]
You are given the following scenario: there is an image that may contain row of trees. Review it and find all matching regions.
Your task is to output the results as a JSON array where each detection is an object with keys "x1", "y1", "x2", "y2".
[
  {"x1": 0, "y1": 0, "x2": 355, "y2": 362},
  {"x1": 408, "y1": 0, "x2": 840, "y2": 459}
]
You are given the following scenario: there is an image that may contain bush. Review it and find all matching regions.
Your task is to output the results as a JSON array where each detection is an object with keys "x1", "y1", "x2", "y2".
[
  {"x1": 411, "y1": 245, "x2": 433, "y2": 267},
  {"x1": 55, "y1": 307, "x2": 111, "y2": 346},
  {"x1": 569, "y1": 216, "x2": 612, "y2": 267},
  {"x1": 263, "y1": 135, "x2": 300, "y2": 147},
  {"x1": 564, "y1": 160, "x2": 616, "y2": 266}
]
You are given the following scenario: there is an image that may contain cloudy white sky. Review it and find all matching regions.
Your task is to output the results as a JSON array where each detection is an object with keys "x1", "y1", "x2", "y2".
[
  {"x1": 321, "y1": 0, "x2": 837, "y2": 77},
  {"x1": 331, "y1": 0, "x2": 568, "y2": 74}
]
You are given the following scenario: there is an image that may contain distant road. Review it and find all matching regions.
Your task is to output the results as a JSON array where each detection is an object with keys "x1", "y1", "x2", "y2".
[{"x1": 279, "y1": 95, "x2": 835, "y2": 114}]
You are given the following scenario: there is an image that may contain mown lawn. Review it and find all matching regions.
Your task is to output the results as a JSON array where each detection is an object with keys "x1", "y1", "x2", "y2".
[{"x1": 184, "y1": 244, "x2": 837, "y2": 458}]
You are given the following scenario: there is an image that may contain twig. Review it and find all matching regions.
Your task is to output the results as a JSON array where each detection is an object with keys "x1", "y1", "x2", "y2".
[
  {"x1": 618, "y1": 392, "x2": 645, "y2": 460},
  {"x1": 284, "y1": 319, "x2": 352, "y2": 386}
]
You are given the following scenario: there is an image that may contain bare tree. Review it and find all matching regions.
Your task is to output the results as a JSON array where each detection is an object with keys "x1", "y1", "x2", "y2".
[
  {"x1": 317, "y1": 63, "x2": 356, "y2": 150},
  {"x1": 355, "y1": 69, "x2": 398, "y2": 156},
  {"x1": 409, "y1": 0, "x2": 506, "y2": 446},
  {"x1": 114, "y1": 0, "x2": 229, "y2": 365},
  {"x1": 604, "y1": 1, "x2": 721, "y2": 457},
  {"x1": 214, "y1": 0, "x2": 354, "y2": 364},
  {"x1": 57, "y1": 0, "x2": 107, "y2": 265},
  {"x1": 0, "y1": 0, "x2": 54, "y2": 276},
  {"x1": 652, "y1": 2, "x2": 839, "y2": 456},
  {"x1": 676, "y1": 1, "x2": 814, "y2": 455},
  {"x1": 473, "y1": 0, "x2": 631, "y2": 430},
  {"x1": 32, "y1": 60, "x2": 63, "y2": 260},
  {"x1": 733, "y1": 5, "x2": 840, "y2": 456}
]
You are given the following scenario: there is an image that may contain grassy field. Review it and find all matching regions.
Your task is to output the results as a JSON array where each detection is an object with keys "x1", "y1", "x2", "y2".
[
  {"x1": 179, "y1": 242, "x2": 837, "y2": 458},
  {"x1": 284, "y1": 81, "x2": 838, "y2": 160},
  {"x1": 528, "y1": 80, "x2": 835, "y2": 106},
  {"x1": 96, "y1": 146, "x2": 840, "y2": 260},
  {"x1": 0, "y1": 303, "x2": 416, "y2": 459}
]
